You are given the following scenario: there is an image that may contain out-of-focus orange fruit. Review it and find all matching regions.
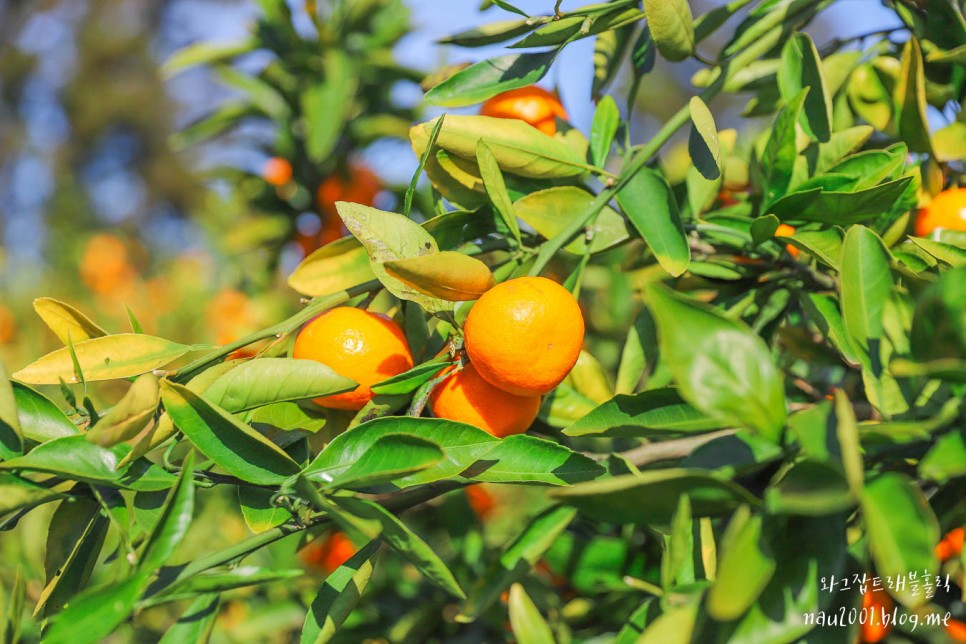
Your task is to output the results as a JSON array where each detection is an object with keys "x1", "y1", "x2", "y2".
[
  {"x1": 936, "y1": 527, "x2": 965, "y2": 561},
  {"x1": 79, "y1": 234, "x2": 137, "y2": 296},
  {"x1": 263, "y1": 157, "x2": 293, "y2": 187},
  {"x1": 915, "y1": 187, "x2": 966, "y2": 237},
  {"x1": 947, "y1": 618, "x2": 966, "y2": 642},
  {"x1": 860, "y1": 584, "x2": 894, "y2": 643},
  {"x1": 300, "y1": 531, "x2": 357, "y2": 574},
  {"x1": 292, "y1": 307, "x2": 413, "y2": 410},
  {"x1": 775, "y1": 223, "x2": 800, "y2": 258},
  {"x1": 0, "y1": 306, "x2": 15, "y2": 345},
  {"x1": 465, "y1": 484, "x2": 497, "y2": 520},
  {"x1": 480, "y1": 86, "x2": 568, "y2": 135}
]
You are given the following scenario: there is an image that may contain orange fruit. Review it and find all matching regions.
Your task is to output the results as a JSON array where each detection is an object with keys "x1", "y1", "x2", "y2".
[
  {"x1": 263, "y1": 157, "x2": 293, "y2": 186},
  {"x1": 860, "y1": 585, "x2": 893, "y2": 643},
  {"x1": 948, "y1": 618, "x2": 966, "y2": 642},
  {"x1": 79, "y1": 234, "x2": 137, "y2": 296},
  {"x1": 292, "y1": 307, "x2": 413, "y2": 410},
  {"x1": 775, "y1": 223, "x2": 800, "y2": 258},
  {"x1": 936, "y1": 527, "x2": 965, "y2": 561},
  {"x1": 429, "y1": 364, "x2": 540, "y2": 438},
  {"x1": 464, "y1": 276, "x2": 584, "y2": 396},
  {"x1": 480, "y1": 86, "x2": 568, "y2": 135},
  {"x1": 312, "y1": 163, "x2": 381, "y2": 251},
  {"x1": 0, "y1": 305, "x2": 15, "y2": 345},
  {"x1": 914, "y1": 187, "x2": 966, "y2": 237},
  {"x1": 299, "y1": 531, "x2": 356, "y2": 574},
  {"x1": 465, "y1": 484, "x2": 497, "y2": 520}
]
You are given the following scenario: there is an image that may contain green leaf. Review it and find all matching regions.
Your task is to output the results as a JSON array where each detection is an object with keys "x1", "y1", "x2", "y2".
[
  {"x1": 157, "y1": 566, "x2": 302, "y2": 599},
  {"x1": 385, "y1": 251, "x2": 496, "y2": 301},
  {"x1": 416, "y1": 115, "x2": 588, "y2": 179},
  {"x1": 766, "y1": 460, "x2": 855, "y2": 516},
  {"x1": 462, "y1": 434, "x2": 605, "y2": 485},
  {"x1": 0, "y1": 436, "x2": 122, "y2": 484},
  {"x1": 662, "y1": 495, "x2": 695, "y2": 589},
  {"x1": 592, "y1": 26, "x2": 633, "y2": 101},
  {"x1": 287, "y1": 238, "x2": 376, "y2": 298},
  {"x1": 170, "y1": 103, "x2": 254, "y2": 150},
  {"x1": 336, "y1": 203, "x2": 448, "y2": 313},
  {"x1": 11, "y1": 383, "x2": 78, "y2": 443},
  {"x1": 778, "y1": 33, "x2": 831, "y2": 142},
  {"x1": 32, "y1": 298, "x2": 108, "y2": 345},
  {"x1": 0, "y1": 360, "x2": 22, "y2": 460},
  {"x1": 300, "y1": 539, "x2": 380, "y2": 644},
  {"x1": 895, "y1": 38, "x2": 932, "y2": 154},
  {"x1": 203, "y1": 358, "x2": 356, "y2": 413},
  {"x1": 477, "y1": 141, "x2": 522, "y2": 245},
  {"x1": 12, "y1": 334, "x2": 193, "y2": 385},
  {"x1": 303, "y1": 417, "x2": 498, "y2": 488},
  {"x1": 423, "y1": 51, "x2": 556, "y2": 107},
  {"x1": 551, "y1": 469, "x2": 758, "y2": 525},
  {"x1": 321, "y1": 434, "x2": 443, "y2": 490},
  {"x1": 37, "y1": 497, "x2": 108, "y2": 617},
  {"x1": 769, "y1": 177, "x2": 913, "y2": 224},
  {"x1": 138, "y1": 453, "x2": 195, "y2": 573},
  {"x1": 761, "y1": 90, "x2": 807, "y2": 208},
  {"x1": 439, "y1": 18, "x2": 545, "y2": 47},
  {"x1": 563, "y1": 388, "x2": 724, "y2": 438},
  {"x1": 638, "y1": 603, "x2": 699, "y2": 643},
  {"x1": 707, "y1": 513, "x2": 775, "y2": 620},
  {"x1": 833, "y1": 390, "x2": 863, "y2": 495},
  {"x1": 839, "y1": 226, "x2": 893, "y2": 355},
  {"x1": 511, "y1": 15, "x2": 582, "y2": 48},
  {"x1": 688, "y1": 96, "x2": 720, "y2": 180},
  {"x1": 158, "y1": 595, "x2": 219, "y2": 644},
  {"x1": 617, "y1": 167, "x2": 690, "y2": 276},
  {"x1": 784, "y1": 227, "x2": 844, "y2": 268},
  {"x1": 302, "y1": 51, "x2": 358, "y2": 163},
  {"x1": 513, "y1": 187, "x2": 630, "y2": 255},
  {"x1": 509, "y1": 583, "x2": 555, "y2": 644},
  {"x1": 162, "y1": 39, "x2": 254, "y2": 76},
  {"x1": 458, "y1": 506, "x2": 576, "y2": 622},
  {"x1": 86, "y1": 374, "x2": 159, "y2": 448},
  {"x1": 590, "y1": 95, "x2": 620, "y2": 168},
  {"x1": 160, "y1": 381, "x2": 300, "y2": 486},
  {"x1": 861, "y1": 473, "x2": 939, "y2": 607},
  {"x1": 645, "y1": 285, "x2": 786, "y2": 441},
  {"x1": 908, "y1": 236, "x2": 966, "y2": 268},
  {"x1": 370, "y1": 359, "x2": 449, "y2": 396},
  {"x1": 0, "y1": 472, "x2": 64, "y2": 515},
  {"x1": 43, "y1": 575, "x2": 145, "y2": 644},
  {"x1": 239, "y1": 487, "x2": 294, "y2": 533},
  {"x1": 643, "y1": 0, "x2": 695, "y2": 61},
  {"x1": 332, "y1": 497, "x2": 465, "y2": 599},
  {"x1": 933, "y1": 121, "x2": 966, "y2": 163}
]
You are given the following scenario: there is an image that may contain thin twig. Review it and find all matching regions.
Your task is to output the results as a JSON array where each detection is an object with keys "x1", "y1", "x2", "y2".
[{"x1": 606, "y1": 429, "x2": 738, "y2": 467}]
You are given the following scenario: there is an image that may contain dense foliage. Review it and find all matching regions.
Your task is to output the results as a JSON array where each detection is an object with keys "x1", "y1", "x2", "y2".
[{"x1": 1, "y1": 0, "x2": 965, "y2": 642}]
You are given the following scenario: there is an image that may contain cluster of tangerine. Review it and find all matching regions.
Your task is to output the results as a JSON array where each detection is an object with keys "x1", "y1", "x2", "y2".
[{"x1": 292, "y1": 277, "x2": 584, "y2": 438}]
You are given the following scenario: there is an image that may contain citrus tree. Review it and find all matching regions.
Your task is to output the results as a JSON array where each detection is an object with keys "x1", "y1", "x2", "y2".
[{"x1": 2, "y1": 0, "x2": 966, "y2": 642}]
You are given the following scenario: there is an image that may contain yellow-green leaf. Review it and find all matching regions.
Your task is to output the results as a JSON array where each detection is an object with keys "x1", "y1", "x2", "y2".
[
  {"x1": 33, "y1": 298, "x2": 108, "y2": 345},
  {"x1": 287, "y1": 237, "x2": 376, "y2": 297},
  {"x1": 13, "y1": 335, "x2": 193, "y2": 385},
  {"x1": 86, "y1": 374, "x2": 161, "y2": 447},
  {"x1": 643, "y1": 0, "x2": 695, "y2": 62},
  {"x1": 384, "y1": 252, "x2": 495, "y2": 301},
  {"x1": 895, "y1": 39, "x2": 932, "y2": 154}
]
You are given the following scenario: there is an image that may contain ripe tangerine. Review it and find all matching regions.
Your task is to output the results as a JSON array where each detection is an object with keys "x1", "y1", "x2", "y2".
[
  {"x1": 480, "y1": 86, "x2": 568, "y2": 136},
  {"x1": 292, "y1": 307, "x2": 413, "y2": 410},
  {"x1": 263, "y1": 157, "x2": 293, "y2": 187},
  {"x1": 914, "y1": 187, "x2": 966, "y2": 237},
  {"x1": 859, "y1": 584, "x2": 894, "y2": 643},
  {"x1": 429, "y1": 364, "x2": 541, "y2": 438},
  {"x1": 464, "y1": 276, "x2": 584, "y2": 396}
]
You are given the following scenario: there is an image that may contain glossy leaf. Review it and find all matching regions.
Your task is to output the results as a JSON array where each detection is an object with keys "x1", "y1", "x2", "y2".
[
  {"x1": 11, "y1": 383, "x2": 78, "y2": 443},
  {"x1": 385, "y1": 251, "x2": 495, "y2": 301},
  {"x1": 203, "y1": 359, "x2": 356, "y2": 412},
  {"x1": 423, "y1": 51, "x2": 555, "y2": 107},
  {"x1": 895, "y1": 39, "x2": 932, "y2": 154},
  {"x1": 778, "y1": 33, "x2": 831, "y2": 141},
  {"x1": 32, "y1": 298, "x2": 107, "y2": 345},
  {"x1": 0, "y1": 360, "x2": 22, "y2": 460},
  {"x1": 42, "y1": 575, "x2": 145, "y2": 644},
  {"x1": 0, "y1": 472, "x2": 64, "y2": 515},
  {"x1": 590, "y1": 95, "x2": 619, "y2": 167},
  {"x1": 13, "y1": 334, "x2": 193, "y2": 385},
  {"x1": 514, "y1": 187, "x2": 630, "y2": 255},
  {"x1": 86, "y1": 373, "x2": 159, "y2": 447},
  {"x1": 476, "y1": 141, "x2": 522, "y2": 244},
  {"x1": 0, "y1": 435, "x2": 122, "y2": 483},
  {"x1": 300, "y1": 539, "x2": 380, "y2": 644},
  {"x1": 337, "y1": 202, "x2": 447, "y2": 313},
  {"x1": 138, "y1": 452, "x2": 195, "y2": 573},
  {"x1": 617, "y1": 167, "x2": 690, "y2": 276},
  {"x1": 462, "y1": 434, "x2": 605, "y2": 485},
  {"x1": 238, "y1": 487, "x2": 293, "y2": 533},
  {"x1": 646, "y1": 285, "x2": 786, "y2": 441},
  {"x1": 688, "y1": 96, "x2": 720, "y2": 180},
  {"x1": 707, "y1": 513, "x2": 775, "y2": 620},
  {"x1": 439, "y1": 19, "x2": 544, "y2": 47},
  {"x1": 840, "y1": 226, "x2": 893, "y2": 355},
  {"x1": 321, "y1": 434, "x2": 443, "y2": 490},
  {"x1": 287, "y1": 238, "x2": 376, "y2": 298},
  {"x1": 643, "y1": 0, "x2": 695, "y2": 61},
  {"x1": 37, "y1": 497, "x2": 108, "y2": 617},
  {"x1": 160, "y1": 381, "x2": 301, "y2": 486},
  {"x1": 564, "y1": 388, "x2": 724, "y2": 438},
  {"x1": 761, "y1": 91, "x2": 807, "y2": 208},
  {"x1": 157, "y1": 595, "x2": 220, "y2": 644},
  {"x1": 861, "y1": 473, "x2": 939, "y2": 607}
]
